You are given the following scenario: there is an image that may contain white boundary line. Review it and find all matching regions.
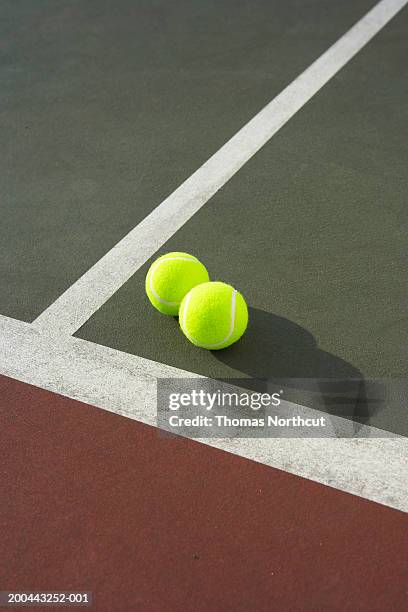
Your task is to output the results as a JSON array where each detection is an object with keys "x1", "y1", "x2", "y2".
[
  {"x1": 32, "y1": 0, "x2": 408, "y2": 336},
  {"x1": 1, "y1": 315, "x2": 407, "y2": 512}
]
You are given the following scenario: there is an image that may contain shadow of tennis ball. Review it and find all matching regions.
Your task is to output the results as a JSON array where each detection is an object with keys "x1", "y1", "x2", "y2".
[{"x1": 213, "y1": 307, "x2": 385, "y2": 427}]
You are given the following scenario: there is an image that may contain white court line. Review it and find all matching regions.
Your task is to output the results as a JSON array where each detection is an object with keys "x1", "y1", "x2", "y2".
[
  {"x1": 1, "y1": 315, "x2": 407, "y2": 512},
  {"x1": 33, "y1": 0, "x2": 408, "y2": 336}
]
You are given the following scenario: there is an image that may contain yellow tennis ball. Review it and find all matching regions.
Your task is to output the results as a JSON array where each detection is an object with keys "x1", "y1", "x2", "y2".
[
  {"x1": 179, "y1": 281, "x2": 248, "y2": 350},
  {"x1": 145, "y1": 252, "x2": 209, "y2": 316}
]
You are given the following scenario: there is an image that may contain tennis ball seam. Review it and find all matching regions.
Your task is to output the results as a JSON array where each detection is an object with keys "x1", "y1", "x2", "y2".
[
  {"x1": 149, "y1": 255, "x2": 200, "y2": 306},
  {"x1": 181, "y1": 287, "x2": 237, "y2": 349}
]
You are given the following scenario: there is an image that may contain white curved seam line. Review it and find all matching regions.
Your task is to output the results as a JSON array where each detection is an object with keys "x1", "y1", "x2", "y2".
[
  {"x1": 183, "y1": 289, "x2": 237, "y2": 349},
  {"x1": 150, "y1": 256, "x2": 199, "y2": 306}
]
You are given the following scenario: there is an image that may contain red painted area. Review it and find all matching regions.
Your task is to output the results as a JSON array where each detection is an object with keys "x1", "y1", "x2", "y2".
[{"x1": 0, "y1": 374, "x2": 407, "y2": 611}]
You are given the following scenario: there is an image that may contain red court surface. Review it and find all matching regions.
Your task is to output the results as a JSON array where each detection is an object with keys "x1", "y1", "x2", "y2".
[{"x1": 1, "y1": 374, "x2": 407, "y2": 611}]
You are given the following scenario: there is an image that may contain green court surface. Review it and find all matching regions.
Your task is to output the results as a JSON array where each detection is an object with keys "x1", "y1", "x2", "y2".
[
  {"x1": 77, "y1": 7, "x2": 408, "y2": 435},
  {"x1": 1, "y1": 0, "x2": 375, "y2": 321}
]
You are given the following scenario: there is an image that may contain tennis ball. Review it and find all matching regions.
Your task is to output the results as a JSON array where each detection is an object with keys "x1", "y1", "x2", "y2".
[
  {"x1": 179, "y1": 281, "x2": 248, "y2": 350},
  {"x1": 145, "y1": 252, "x2": 209, "y2": 316}
]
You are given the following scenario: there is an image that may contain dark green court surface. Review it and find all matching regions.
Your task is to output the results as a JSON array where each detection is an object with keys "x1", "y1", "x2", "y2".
[
  {"x1": 77, "y1": 7, "x2": 408, "y2": 435},
  {"x1": 1, "y1": 0, "x2": 376, "y2": 321}
]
